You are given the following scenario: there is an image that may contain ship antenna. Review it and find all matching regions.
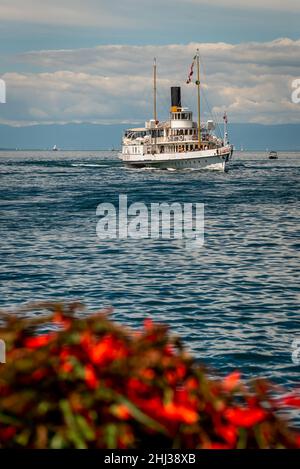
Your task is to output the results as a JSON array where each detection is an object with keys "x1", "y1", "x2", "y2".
[
  {"x1": 196, "y1": 49, "x2": 201, "y2": 149},
  {"x1": 153, "y1": 57, "x2": 157, "y2": 124}
]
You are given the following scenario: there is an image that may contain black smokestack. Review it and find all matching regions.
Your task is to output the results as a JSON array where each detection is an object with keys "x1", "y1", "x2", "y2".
[{"x1": 171, "y1": 87, "x2": 181, "y2": 108}]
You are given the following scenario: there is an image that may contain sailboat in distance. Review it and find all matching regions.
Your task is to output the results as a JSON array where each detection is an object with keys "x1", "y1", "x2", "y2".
[{"x1": 119, "y1": 51, "x2": 233, "y2": 171}]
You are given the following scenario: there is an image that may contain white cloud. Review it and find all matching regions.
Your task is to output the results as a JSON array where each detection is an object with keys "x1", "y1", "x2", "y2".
[
  {"x1": 22, "y1": 39, "x2": 300, "y2": 74},
  {"x1": 1, "y1": 70, "x2": 159, "y2": 125},
  {"x1": 2, "y1": 39, "x2": 300, "y2": 126}
]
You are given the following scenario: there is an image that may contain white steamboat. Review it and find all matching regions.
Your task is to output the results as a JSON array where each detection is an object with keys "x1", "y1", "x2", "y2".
[{"x1": 120, "y1": 52, "x2": 233, "y2": 171}]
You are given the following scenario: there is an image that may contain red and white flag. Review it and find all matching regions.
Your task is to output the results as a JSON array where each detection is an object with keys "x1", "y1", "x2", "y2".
[{"x1": 186, "y1": 55, "x2": 197, "y2": 84}]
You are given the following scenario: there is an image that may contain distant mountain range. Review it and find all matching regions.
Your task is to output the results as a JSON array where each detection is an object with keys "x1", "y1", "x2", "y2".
[{"x1": 0, "y1": 123, "x2": 299, "y2": 151}]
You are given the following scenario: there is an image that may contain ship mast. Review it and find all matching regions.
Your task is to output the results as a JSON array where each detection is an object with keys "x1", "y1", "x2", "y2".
[
  {"x1": 153, "y1": 57, "x2": 157, "y2": 153},
  {"x1": 153, "y1": 57, "x2": 157, "y2": 124},
  {"x1": 196, "y1": 49, "x2": 201, "y2": 149}
]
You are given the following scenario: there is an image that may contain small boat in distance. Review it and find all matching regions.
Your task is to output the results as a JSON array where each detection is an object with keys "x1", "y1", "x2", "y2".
[
  {"x1": 119, "y1": 51, "x2": 233, "y2": 171},
  {"x1": 268, "y1": 150, "x2": 278, "y2": 160},
  {"x1": 52, "y1": 145, "x2": 58, "y2": 151}
]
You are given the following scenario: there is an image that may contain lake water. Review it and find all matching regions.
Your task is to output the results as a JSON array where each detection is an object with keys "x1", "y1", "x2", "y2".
[{"x1": 0, "y1": 150, "x2": 299, "y2": 389}]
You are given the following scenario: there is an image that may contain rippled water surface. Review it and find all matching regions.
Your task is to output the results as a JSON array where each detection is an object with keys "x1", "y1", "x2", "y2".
[{"x1": 1, "y1": 150, "x2": 299, "y2": 387}]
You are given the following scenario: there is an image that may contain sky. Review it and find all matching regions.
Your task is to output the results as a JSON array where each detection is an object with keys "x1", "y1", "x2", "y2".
[{"x1": 0, "y1": 0, "x2": 300, "y2": 127}]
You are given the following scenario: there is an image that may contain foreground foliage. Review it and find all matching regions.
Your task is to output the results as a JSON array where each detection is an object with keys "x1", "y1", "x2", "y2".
[{"x1": 0, "y1": 303, "x2": 299, "y2": 448}]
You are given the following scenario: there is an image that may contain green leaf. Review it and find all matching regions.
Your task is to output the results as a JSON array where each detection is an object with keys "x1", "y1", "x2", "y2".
[
  {"x1": 50, "y1": 432, "x2": 66, "y2": 449},
  {"x1": 75, "y1": 415, "x2": 95, "y2": 441},
  {"x1": 105, "y1": 423, "x2": 118, "y2": 449},
  {"x1": 60, "y1": 400, "x2": 87, "y2": 449},
  {"x1": 117, "y1": 396, "x2": 167, "y2": 434},
  {"x1": 0, "y1": 412, "x2": 22, "y2": 426},
  {"x1": 15, "y1": 429, "x2": 31, "y2": 446},
  {"x1": 237, "y1": 428, "x2": 247, "y2": 449}
]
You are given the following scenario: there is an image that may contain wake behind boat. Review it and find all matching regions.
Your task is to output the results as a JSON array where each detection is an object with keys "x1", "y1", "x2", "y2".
[{"x1": 119, "y1": 51, "x2": 233, "y2": 171}]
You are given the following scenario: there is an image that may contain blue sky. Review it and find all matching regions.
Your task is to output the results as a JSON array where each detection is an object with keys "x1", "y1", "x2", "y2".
[{"x1": 0, "y1": 1, "x2": 300, "y2": 126}]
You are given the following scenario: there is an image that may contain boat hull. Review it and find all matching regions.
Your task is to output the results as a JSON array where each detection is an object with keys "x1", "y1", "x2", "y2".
[{"x1": 120, "y1": 148, "x2": 232, "y2": 171}]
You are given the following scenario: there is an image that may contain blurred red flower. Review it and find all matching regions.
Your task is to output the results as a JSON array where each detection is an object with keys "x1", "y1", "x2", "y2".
[
  {"x1": 225, "y1": 407, "x2": 267, "y2": 428},
  {"x1": 0, "y1": 303, "x2": 299, "y2": 449},
  {"x1": 24, "y1": 333, "x2": 54, "y2": 348},
  {"x1": 222, "y1": 371, "x2": 241, "y2": 392},
  {"x1": 84, "y1": 364, "x2": 98, "y2": 390}
]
